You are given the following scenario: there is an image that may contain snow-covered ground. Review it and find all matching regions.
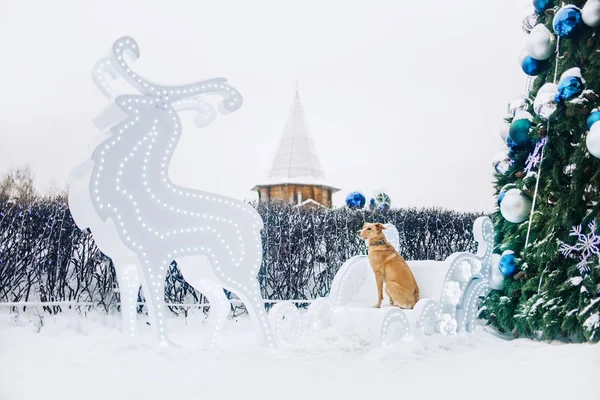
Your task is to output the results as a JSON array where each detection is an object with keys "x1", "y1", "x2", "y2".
[{"x1": 1, "y1": 310, "x2": 598, "y2": 400}]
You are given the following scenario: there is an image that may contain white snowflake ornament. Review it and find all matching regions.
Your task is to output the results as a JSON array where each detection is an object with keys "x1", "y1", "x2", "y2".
[
  {"x1": 437, "y1": 314, "x2": 457, "y2": 336},
  {"x1": 559, "y1": 220, "x2": 600, "y2": 274},
  {"x1": 443, "y1": 281, "x2": 462, "y2": 305}
]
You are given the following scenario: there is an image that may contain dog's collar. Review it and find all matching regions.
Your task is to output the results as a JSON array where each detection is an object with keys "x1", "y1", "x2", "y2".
[{"x1": 369, "y1": 240, "x2": 387, "y2": 247}]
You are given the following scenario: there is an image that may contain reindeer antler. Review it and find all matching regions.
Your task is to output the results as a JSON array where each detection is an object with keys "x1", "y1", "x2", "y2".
[
  {"x1": 92, "y1": 58, "x2": 119, "y2": 99},
  {"x1": 107, "y1": 36, "x2": 243, "y2": 112},
  {"x1": 172, "y1": 98, "x2": 217, "y2": 128}
]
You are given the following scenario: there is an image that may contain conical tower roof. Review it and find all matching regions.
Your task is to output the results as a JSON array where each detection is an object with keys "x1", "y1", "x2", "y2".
[{"x1": 254, "y1": 88, "x2": 338, "y2": 190}]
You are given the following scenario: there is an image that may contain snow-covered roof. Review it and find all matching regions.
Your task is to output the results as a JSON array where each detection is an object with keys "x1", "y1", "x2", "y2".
[
  {"x1": 253, "y1": 89, "x2": 338, "y2": 192},
  {"x1": 295, "y1": 199, "x2": 324, "y2": 208}
]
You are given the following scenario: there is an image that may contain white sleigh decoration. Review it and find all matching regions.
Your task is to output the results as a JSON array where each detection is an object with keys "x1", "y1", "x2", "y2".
[
  {"x1": 68, "y1": 36, "x2": 275, "y2": 348},
  {"x1": 272, "y1": 216, "x2": 494, "y2": 346}
]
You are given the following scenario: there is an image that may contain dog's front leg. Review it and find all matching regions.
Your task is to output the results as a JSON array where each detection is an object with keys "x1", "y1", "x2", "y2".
[{"x1": 373, "y1": 272, "x2": 384, "y2": 308}]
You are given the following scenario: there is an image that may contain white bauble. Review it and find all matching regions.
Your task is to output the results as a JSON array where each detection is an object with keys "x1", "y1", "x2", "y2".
[
  {"x1": 513, "y1": 110, "x2": 534, "y2": 122},
  {"x1": 494, "y1": 160, "x2": 511, "y2": 175},
  {"x1": 490, "y1": 254, "x2": 504, "y2": 290},
  {"x1": 493, "y1": 150, "x2": 508, "y2": 164},
  {"x1": 526, "y1": 24, "x2": 556, "y2": 60},
  {"x1": 538, "y1": 82, "x2": 558, "y2": 96},
  {"x1": 586, "y1": 123, "x2": 600, "y2": 158},
  {"x1": 500, "y1": 189, "x2": 532, "y2": 223},
  {"x1": 582, "y1": 0, "x2": 600, "y2": 27},
  {"x1": 508, "y1": 98, "x2": 530, "y2": 117},
  {"x1": 500, "y1": 122, "x2": 510, "y2": 141},
  {"x1": 493, "y1": 149, "x2": 510, "y2": 174},
  {"x1": 533, "y1": 83, "x2": 558, "y2": 119}
]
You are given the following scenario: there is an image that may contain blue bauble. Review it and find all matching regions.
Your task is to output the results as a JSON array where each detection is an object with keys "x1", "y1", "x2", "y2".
[
  {"x1": 506, "y1": 136, "x2": 518, "y2": 150},
  {"x1": 553, "y1": 6, "x2": 583, "y2": 37},
  {"x1": 587, "y1": 111, "x2": 600, "y2": 130},
  {"x1": 509, "y1": 119, "x2": 531, "y2": 146},
  {"x1": 499, "y1": 251, "x2": 518, "y2": 277},
  {"x1": 521, "y1": 56, "x2": 548, "y2": 76},
  {"x1": 497, "y1": 190, "x2": 507, "y2": 207},
  {"x1": 345, "y1": 191, "x2": 366, "y2": 209},
  {"x1": 534, "y1": 0, "x2": 553, "y2": 13},
  {"x1": 555, "y1": 76, "x2": 584, "y2": 103}
]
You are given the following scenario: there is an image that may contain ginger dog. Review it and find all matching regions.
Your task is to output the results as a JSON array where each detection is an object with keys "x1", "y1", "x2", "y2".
[{"x1": 358, "y1": 223, "x2": 419, "y2": 308}]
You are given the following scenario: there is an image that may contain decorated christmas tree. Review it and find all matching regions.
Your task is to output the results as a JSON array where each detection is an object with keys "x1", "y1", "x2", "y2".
[{"x1": 483, "y1": 0, "x2": 600, "y2": 342}]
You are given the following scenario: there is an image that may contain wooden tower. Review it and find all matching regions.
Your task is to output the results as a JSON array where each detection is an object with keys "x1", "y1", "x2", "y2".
[{"x1": 252, "y1": 87, "x2": 339, "y2": 207}]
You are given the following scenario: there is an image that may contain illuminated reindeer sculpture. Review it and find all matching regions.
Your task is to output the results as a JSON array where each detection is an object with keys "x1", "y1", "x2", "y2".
[{"x1": 68, "y1": 36, "x2": 274, "y2": 348}]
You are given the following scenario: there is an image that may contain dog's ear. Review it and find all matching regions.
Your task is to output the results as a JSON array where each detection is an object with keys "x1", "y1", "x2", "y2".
[{"x1": 374, "y1": 223, "x2": 386, "y2": 231}]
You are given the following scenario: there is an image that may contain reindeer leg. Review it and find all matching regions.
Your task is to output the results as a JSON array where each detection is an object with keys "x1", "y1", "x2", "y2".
[
  {"x1": 191, "y1": 279, "x2": 230, "y2": 348},
  {"x1": 140, "y1": 259, "x2": 175, "y2": 348},
  {"x1": 231, "y1": 280, "x2": 276, "y2": 349},
  {"x1": 116, "y1": 263, "x2": 141, "y2": 340}
]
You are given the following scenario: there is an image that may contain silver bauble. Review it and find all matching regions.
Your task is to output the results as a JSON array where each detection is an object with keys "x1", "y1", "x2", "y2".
[
  {"x1": 526, "y1": 24, "x2": 555, "y2": 60},
  {"x1": 582, "y1": 0, "x2": 600, "y2": 27},
  {"x1": 500, "y1": 189, "x2": 532, "y2": 224},
  {"x1": 522, "y1": 13, "x2": 539, "y2": 33},
  {"x1": 508, "y1": 98, "x2": 530, "y2": 117},
  {"x1": 586, "y1": 123, "x2": 600, "y2": 158},
  {"x1": 494, "y1": 160, "x2": 511, "y2": 175},
  {"x1": 490, "y1": 254, "x2": 504, "y2": 290},
  {"x1": 533, "y1": 83, "x2": 558, "y2": 119}
]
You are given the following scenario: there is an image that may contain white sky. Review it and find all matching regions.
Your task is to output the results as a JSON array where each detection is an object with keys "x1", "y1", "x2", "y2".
[{"x1": 0, "y1": 0, "x2": 530, "y2": 213}]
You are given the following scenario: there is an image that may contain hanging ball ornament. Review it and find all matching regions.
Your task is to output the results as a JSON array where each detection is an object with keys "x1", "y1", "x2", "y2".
[
  {"x1": 533, "y1": 83, "x2": 558, "y2": 119},
  {"x1": 368, "y1": 198, "x2": 376, "y2": 210},
  {"x1": 372, "y1": 192, "x2": 391, "y2": 210},
  {"x1": 587, "y1": 109, "x2": 600, "y2": 130},
  {"x1": 500, "y1": 188, "x2": 532, "y2": 223},
  {"x1": 497, "y1": 189, "x2": 507, "y2": 207},
  {"x1": 493, "y1": 150, "x2": 511, "y2": 175},
  {"x1": 527, "y1": 24, "x2": 556, "y2": 60},
  {"x1": 522, "y1": 13, "x2": 539, "y2": 33},
  {"x1": 490, "y1": 254, "x2": 505, "y2": 290},
  {"x1": 582, "y1": 0, "x2": 600, "y2": 27},
  {"x1": 509, "y1": 111, "x2": 533, "y2": 146},
  {"x1": 506, "y1": 137, "x2": 520, "y2": 159},
  {"x1": 508, "y1": 98, "x2": 530, "y2": 117},
  {"x1": 493, "y1": 149, "x2": 509, "y2": 164},
  {"x1": 586, "y1": 123, "x2": 600, "y2": 158},
  {"x1": 555, "y1": 68, "x2": 585, "y2": 103},
  {"x1": 533, "y1": 0, "x2": 553, "y2": 14},
  {"x1": 500, "y1": 122, "x2": 510, "y2": 141},
  {"x1": 494, "y1": 160, "x2": 511, "y2": 175},
  {"x1": 520, "y1": 52, "x2": 548, "y2": 76},
  {"x1": 553, "y1": 5, "x2": 583, "y2": 38},
  {"x1": 499, "y1": 250, "x2": 518, "y2": 277},
  {"x1": 345, "y1": 191, "x2": 366, "y2": 209}
]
